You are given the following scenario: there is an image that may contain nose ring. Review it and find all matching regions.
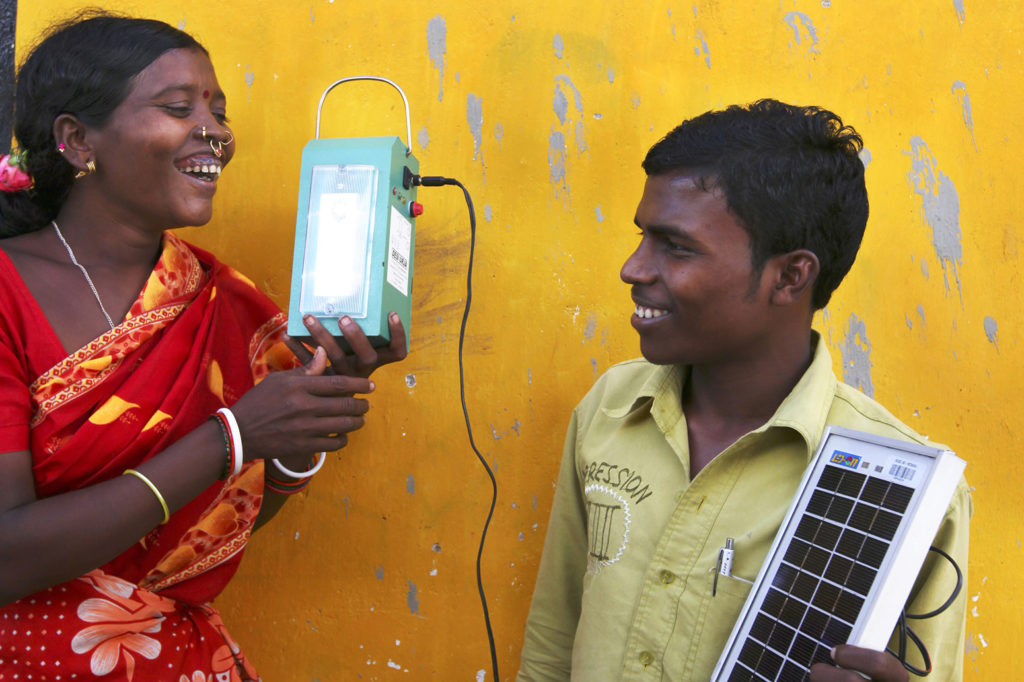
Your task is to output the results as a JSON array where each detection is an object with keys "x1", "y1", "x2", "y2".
[
  {"x1": 201, "y1": 126, "x2": 207, "y2": 140},
  {"x1": 209, "y1": 129, "x2": 233, "y2": 158}
]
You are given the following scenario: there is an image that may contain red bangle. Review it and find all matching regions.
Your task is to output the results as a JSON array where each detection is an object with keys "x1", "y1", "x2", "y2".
[{"x1": 264, "y1": 476, "x2": 311, "y2": 495}]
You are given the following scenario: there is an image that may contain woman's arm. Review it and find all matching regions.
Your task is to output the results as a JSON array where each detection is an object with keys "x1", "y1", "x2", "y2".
[{"x1": 0, "y1": 349, "x2": 371, "y2": 605}]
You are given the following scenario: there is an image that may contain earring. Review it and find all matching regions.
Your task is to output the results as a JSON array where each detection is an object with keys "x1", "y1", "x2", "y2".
[
  {"x1": 74, "y1": 159, "x2": 96, "y2": 179},
  {"x1": 57, "y1": 143, "x2": 66, "y2": 153}
]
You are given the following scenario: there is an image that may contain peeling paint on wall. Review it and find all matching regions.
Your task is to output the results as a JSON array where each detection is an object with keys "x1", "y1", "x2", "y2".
[
  {"x1": 595, "y1": 206, "x2": 604, "y2": 223},
  {"x1": 417, "y1": 126, "x2": 429, "y2": 151},
  {"x1": 906, "y1": 137, "x2": 963, "y2": 300},
  {"x1": 406, "y1": 581, "x2": 419, "y2": 615},
  {"x1": 553, "y1": 33, "x2": 564, "y2": 59},
  {"x1": 548, "y1": 131, "x2": 567, "y2": 195},
  {"x1": 466, "y1": 93, "x2": 483, "y2": 161},
  {"x1": 859, "y1": 148, "x2": 872, "y2": 168},
  {"x1": 583, "y1": 312, "x2": 598, "y2": 341},
  {"x1": 954, "y1": 0, "x2": 966, "y2": 24},
  {"x1": 554, "y1": 76, "x2": 587, "y2": 156},
  {"x1": 695, "y1": 29, "x2": 711, "y2": 69},
  {"x1": 952, "y1": 81, "x2": 978, "y2": 149},
  {"x1": 840, "y1": 314, "x2": 874, "y2": 397},
  {"x1": 983, "y1": 316, "x2": 998, "y2": 349},
  {"x1": 406, "y1": 474, "x2": 415, "y2": 495},
  {"x1": 374, "y1": 565, "x2": 384, "y2": 580},
  {"x1": 784, "y1": 12, "x2": 821, "y2": 53},
  {"x1": 484, "y1": 204, "x2": 493, "y2": 221},
  {"x1": 427, "y1": 15, "x2": 447, "y2": 101},
  {"x1": 494, "y1": 122, "x2": 503, "y2": 146}
]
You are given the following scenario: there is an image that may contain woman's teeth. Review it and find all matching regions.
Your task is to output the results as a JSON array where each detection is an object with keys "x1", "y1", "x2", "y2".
[{"x1": 635, "y1": 305, "x2": 668, "y2": 319}]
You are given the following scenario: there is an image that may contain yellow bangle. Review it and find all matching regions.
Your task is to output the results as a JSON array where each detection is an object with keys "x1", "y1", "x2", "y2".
[{"x1": 123, "y1": 469, "x2": 170, "y2": 525}]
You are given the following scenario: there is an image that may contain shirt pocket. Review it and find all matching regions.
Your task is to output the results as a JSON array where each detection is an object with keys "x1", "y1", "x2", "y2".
[{"x1": 689, "y1": 572, "x2": 755, "y2": 680}]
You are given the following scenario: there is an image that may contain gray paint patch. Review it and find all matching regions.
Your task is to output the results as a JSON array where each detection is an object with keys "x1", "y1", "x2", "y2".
[
  {"x1": 553, "y1": 86, "x2": 569, "y2": 125},
  {"x1": 555, "y1": 76, "x2": 584, "y2": 115},
  {"x1": 427, "y1": 15, "x2": 447, "y2": 101},
  {"x1": 417, "y1": 126, "x2": 429, "y2": 151},
  {"x1": 905, "y1": 314, "x2": 913, "y2": 330},
  {"x1": 484, "y1": 204, "x2": 493, "y2": 222},
  {"x1": 406, "y1": 474, "x2": 415, "y2": 495},
  {"x1": 784, "y1": 12, "x2": 821, "y2": 53},
  {"x1": 608, "y1": 68, "x2": 615, "y2": 83},
  {"x1": 405, "y1": 373, "x2": 417, "y2": 388},
  {"x1": 921, "y1": 258, "x2": 929, "y2": 279},
  {"x1": 951, "y1": 81, "x2": 978, "y2": 149},
  {"x1": 696, "y1": 29, "x2": 710, "y2": 68},
  {"x1": 595, "y1": 205, "x2": 604, "y2": 223},
  {"x1": 467, "y1": 94, "x2": 483, "y2": 161},
  {"x1": 953, "y1": 0, "x2": 965, "y2": 23},
  {"x1": 840, "y1": 314, "x2": 874, "y2": 397},
  {"x1": 859, "y1": 148, "x2": 872, "y2": 168},
  {"x1": 553, "y1": 33, "x2": 564, "y2": 59},
  {"x1": 407, "y1": 581, "x2": 419, "y2": 614},
  {"x1": 374, "y1": 565, "x2": 384, "y2": 580},
  {"x1": 548, "y1": 131, "x2": 567, "y2": 192},
  {"x1": 583, "y1": 312, "x2": 598, "y2": 340},
  {"x1": 906, "y1": 137, "x2": 963, "y2": 299},
  {"x1": 245, "y1": 67, "x2": 255, "y2": 88},
  {"x1": 494, "y1": 122, "x2": 503, "y2": 145},
  {"x1": 984, "y1": 316, "x2": 998, "y2": 348}
]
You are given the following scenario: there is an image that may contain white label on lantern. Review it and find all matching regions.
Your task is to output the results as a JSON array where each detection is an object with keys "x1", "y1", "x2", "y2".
[{"x1": 387, "y1": 207, "x2": 412, "y2": 296}]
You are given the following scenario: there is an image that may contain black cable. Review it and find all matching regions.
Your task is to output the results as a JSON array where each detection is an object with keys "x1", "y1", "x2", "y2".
[
  {"x1": 414, "y1": 173, "x2": 500, "y2": 682},
  {"x1": 886, "y1": 545, "x2": 961, "y2": 677}
]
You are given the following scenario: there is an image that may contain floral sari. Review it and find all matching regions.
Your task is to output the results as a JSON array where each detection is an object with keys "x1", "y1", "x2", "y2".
[{"x1": 0, "y1": 233, "x2": 297, "y2": 680}]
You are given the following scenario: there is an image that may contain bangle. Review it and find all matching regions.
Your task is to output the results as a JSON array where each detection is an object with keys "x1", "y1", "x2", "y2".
[
  {"x1": 123, "y1": 469, "x2": 170, "y2": 525},
  {"x1": 264, "y1": 476, "x2": 311, "y2": 495},
  {"x1": 271, "y1": 451, "x2": 326, "y2": 480},
  {"x1": 216, "y1": 408, "x2": 244, "y2": 477},
  {"x1": 209, "y1": 413, "x2": 233, "y2": 479}
]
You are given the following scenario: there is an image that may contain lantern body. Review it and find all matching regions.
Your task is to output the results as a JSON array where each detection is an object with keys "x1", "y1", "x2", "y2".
[{"x1": 288, "y1": 135, "x2": 417, "y2": 349}]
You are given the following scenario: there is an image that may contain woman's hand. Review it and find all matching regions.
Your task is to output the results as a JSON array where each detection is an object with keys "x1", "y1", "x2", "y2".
[
  {"x1": 229, "y1": 347, "x2": 373, "y2": 461},
  {"x1": 810, "y1": 646, "x2": 909, "y2": 682},
  {"x1": 284, "y1": 313, "x2": 408, "y2": 379}
]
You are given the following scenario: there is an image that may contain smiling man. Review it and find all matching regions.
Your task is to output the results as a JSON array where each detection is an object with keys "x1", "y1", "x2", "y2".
[{"x1": 517, "y1": 100, "x2": 970, "y2": 682}]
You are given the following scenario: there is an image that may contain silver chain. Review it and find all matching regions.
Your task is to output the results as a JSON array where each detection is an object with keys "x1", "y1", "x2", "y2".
[{"x1": 51, "y1": 220, "x2": 116, "y2": 331}]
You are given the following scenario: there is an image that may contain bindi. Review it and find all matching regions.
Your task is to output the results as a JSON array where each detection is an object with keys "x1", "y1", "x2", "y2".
[{"x1": 202, "y1": 90, "x2": 210, "y2": 99}]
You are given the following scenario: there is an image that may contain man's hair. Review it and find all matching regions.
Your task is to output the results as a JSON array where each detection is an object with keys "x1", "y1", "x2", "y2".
[{"x1": 642, "y1": 99, "x2": 868, "y2": 310}]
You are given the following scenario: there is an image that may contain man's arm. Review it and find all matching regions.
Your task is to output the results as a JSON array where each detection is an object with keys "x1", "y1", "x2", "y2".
[{"x1": 517, "y1": 410, "x2": 590, "y2": 682}]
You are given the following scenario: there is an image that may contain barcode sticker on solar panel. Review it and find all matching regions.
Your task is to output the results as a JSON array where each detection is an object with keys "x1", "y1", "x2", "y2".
[{"x1": 710, "y1": 426, "x2": 964, "y2": 682}]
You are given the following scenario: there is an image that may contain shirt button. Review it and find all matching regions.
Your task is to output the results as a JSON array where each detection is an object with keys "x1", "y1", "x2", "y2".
[
  {"x1": 639, "y1": 651, "x2": 655, "y2": 667},
  {"x1": 659, "y1": 570, "x2": 675, "y2": 585}
]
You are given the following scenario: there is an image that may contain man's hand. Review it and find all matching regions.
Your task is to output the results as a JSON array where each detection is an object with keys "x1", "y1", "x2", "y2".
[{"x1": 810, "y1": 645, "x2": 908, "y2": 682}]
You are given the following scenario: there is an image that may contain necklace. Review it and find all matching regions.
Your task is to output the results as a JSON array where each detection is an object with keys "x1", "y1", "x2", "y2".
[{"x1": 51, "y1": 220, "x2": 116, "y2": 331}]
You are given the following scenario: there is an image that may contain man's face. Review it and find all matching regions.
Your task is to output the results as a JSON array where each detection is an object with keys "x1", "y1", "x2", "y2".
[{"x1": 620, "y1": 172, "x2": 777, "y2": 367}]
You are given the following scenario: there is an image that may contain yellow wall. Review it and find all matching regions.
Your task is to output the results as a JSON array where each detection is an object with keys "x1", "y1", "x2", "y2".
[{"x1": 18, "y1": 1, "x2": 1021, "y2": 679}]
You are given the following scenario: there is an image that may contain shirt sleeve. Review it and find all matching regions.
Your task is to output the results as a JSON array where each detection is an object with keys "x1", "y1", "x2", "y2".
[
  {"x1": 517, "y1": 409, "x2": 589, "y2": 682},
  {"x1": 889, "y1": 477, "x2": 972, "y2": 681}
]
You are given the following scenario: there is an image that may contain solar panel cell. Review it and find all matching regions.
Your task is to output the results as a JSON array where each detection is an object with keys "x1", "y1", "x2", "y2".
[{"x1": 836, "y1": 470, "x2": 866, "y2": 497}]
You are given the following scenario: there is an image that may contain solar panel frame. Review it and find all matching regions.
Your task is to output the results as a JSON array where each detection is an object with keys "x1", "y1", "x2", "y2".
[{"x1": 710, "y1": 426, "x2": 965, "y2": 681}]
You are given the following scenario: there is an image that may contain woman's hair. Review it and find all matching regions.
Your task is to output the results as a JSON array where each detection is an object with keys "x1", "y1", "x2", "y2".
[{"x1": 0, "y1": 11, "x2": 206, "y2": 236}]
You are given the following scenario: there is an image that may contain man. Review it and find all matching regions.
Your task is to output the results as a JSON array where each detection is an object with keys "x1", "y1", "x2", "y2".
[{"x1": 517, "y1": 100, "x2": 970, "y2": 681}]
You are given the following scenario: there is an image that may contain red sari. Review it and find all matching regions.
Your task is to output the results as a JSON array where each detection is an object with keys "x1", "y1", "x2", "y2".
[{"x1": 0, "y1": 233, "x2": 297, "y2": 681}]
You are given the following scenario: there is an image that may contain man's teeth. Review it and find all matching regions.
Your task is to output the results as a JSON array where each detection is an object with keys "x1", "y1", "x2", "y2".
[{"x1": 635, "y1": 305, "x2": 668, "y2": 319}]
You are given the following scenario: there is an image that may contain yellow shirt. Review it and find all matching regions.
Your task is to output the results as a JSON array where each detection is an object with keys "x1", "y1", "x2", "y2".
[{"x1": 518, "y1": 336, "x2": 971, "y2": 681}]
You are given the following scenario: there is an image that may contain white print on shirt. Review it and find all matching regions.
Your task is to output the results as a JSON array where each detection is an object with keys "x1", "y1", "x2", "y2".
[
  {"x1": 584, "y1": 484, "x2": 633, "y2": 575},
  {"x1": 582, "y1": 460, "x2": 654, "y2": 504}
]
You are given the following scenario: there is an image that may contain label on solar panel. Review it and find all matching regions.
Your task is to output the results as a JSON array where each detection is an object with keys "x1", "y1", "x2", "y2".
[{"x1": 710, "y1": 426, "x2": 964, "y2": 682}]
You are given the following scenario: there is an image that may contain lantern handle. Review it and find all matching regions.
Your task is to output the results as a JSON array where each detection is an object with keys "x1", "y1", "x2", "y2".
[{"x1": 315, "y1": 76, "x2": 413, "y2": 156}]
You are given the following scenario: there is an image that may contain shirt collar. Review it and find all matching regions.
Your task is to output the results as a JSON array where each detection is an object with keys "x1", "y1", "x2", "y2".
[{"x1": 600, "y1": 333, "x2": 837, "y2": 462}]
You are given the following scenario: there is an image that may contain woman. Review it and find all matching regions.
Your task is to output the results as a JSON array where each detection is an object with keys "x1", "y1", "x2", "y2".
[{"x1": 0, "y1": 13, "x2": 405, "y2": 680}]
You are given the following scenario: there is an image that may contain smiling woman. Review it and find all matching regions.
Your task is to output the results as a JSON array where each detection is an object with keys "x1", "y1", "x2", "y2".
[{"x1": 0, "y1": 11, "x2": 406, "y2": 680}]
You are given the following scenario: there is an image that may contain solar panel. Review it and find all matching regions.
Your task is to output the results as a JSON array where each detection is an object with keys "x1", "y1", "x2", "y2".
[{"x1": 710, "y1": 426, "x2": 965, "y2": 682}]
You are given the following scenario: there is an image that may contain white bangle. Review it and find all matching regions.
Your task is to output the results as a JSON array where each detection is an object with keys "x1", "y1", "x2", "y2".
[
  {"x1": 216, "y1": 407, "x2": 244, "y2": 477},
  {"x1": 271, "y1": 452, "x2": 327, "y2": 480}
]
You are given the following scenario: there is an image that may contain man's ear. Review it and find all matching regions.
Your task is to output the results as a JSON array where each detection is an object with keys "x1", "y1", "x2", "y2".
[
  {"x1": 767, "y1": 249, "x2": 819, "y2": 306},
  {"x1": 53, "y1": 113, "x2": 94, "y2": 175}
]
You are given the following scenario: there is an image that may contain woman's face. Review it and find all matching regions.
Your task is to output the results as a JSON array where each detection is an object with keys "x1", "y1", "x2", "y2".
[{"x1": 84, "y1": 47, "x2": 234, "y2": 230}]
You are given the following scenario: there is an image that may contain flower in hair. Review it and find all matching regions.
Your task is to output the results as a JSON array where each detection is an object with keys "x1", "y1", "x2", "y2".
[{"x1": 0, "y1": 151, "x2": 33, "y2": 193}]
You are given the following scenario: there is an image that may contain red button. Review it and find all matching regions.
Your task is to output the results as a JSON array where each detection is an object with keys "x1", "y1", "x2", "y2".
[{"x1": 409, "y1": 201, "x2": 424, "y2": 217}]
